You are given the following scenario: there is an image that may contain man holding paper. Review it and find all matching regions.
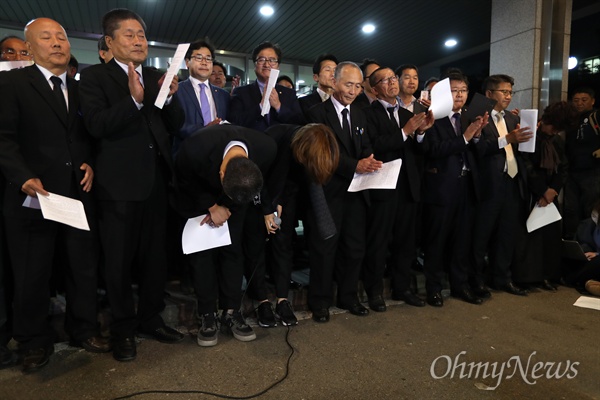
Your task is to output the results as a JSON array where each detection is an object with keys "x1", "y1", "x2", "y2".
[
  {"x1": 421, "y1": 71, "x2": 487, "y2": 307},
  {"x1": 472, "y1": 74, "x2": 533, "y2": 297},
  {"x1": 230, "y1": 41, "x2": 303, "y2": 131},
  {"x1": 79, "y1": 8, "x2": 185, "y2": 362},
  {"x1": 363, "y1": 66, "x2": 433, "y2": 310},
  {"x1": 0, "y1": 17, "x2": 109, "y2": 372}
]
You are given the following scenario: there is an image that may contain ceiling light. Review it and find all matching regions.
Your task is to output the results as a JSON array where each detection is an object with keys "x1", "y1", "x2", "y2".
[
  {"x1": 297, "y1": 80, "x2": 305, "y2": 84},
  {"x1": 219, "y1": 50, "x2": 225, "y2": 55},
  {"x1": 260, "y1": 5, "x2": 274, "y2": 16},
  {"x1": 568, "y1": 56, "x2": 577, "y2": 70},
  {"x1": 445, "y1": 39, "x2": 457, "y2": 47},
  {"x1": 362, "y1": 24, "x2": 375, "y2": 34}
]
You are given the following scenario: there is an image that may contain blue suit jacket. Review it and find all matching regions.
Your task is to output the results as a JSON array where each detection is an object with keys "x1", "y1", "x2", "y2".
[
  {"x1": 173, "y1": 78, "x2": 230, "y2": 156},
  {"x1": 230, "y1": 81, "x2": 304, "y2": 131}
]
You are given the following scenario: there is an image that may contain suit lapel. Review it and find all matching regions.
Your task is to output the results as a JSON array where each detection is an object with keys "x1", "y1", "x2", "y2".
[
  {"x1": 210, "y1": 84, "x2": 223, "y2": 118},
  {"x1": 106, "y1": 59, "x2": 130, "y2": 92},
  {"x1": 26, "y1": 66, "x2": 68, "y2": 127},
  {"x1": 66, "y1": 77, "x2": 79, "y2": 129},
  {"x1": 181, "y1": 79, "x2": 201, "y2": 115}
]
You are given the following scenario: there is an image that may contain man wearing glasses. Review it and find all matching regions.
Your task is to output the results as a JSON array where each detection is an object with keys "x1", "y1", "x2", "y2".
[
  {"x1": 0, "y1": 36, "x2": 32, "y2": 62},
  {"x1": 472, "y1": 74, "x2": 533, "y2": 296},
  {"x1": 230, "y1": 41, "x2": 303, "y2": 132},
  {"x1": 363, "y1": 67, "x2": 433, "y2": 312},
  {"x1": 173, "y1": 40, "x2": 230, "y2": 157},
  {"x1": 229, "y1": 42, "x2": 303, "y2": 329},
  {"x1": 421, "y1": 71, "x2": 488, "y2": 307}
]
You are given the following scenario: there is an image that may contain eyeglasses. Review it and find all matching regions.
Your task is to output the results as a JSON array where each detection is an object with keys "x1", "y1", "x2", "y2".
[
  {"x1": 190, "y1": 54, "x2": 213, "y2": 63},
  {"x1": 491, "y1": 89, "x2": 513, "y2": 96},
  {"x1": 450, "y1": 89, "x2": 468, "y2": 94},
  {"x1": 255, "y1": 57, "x2": 279, "y2": 66},
  {"x1": 375, "y1": 75, "x2": 399, "y2": 86},
  {"x1": 1, "y1": 48, "x2": 32, "y2": 59}
]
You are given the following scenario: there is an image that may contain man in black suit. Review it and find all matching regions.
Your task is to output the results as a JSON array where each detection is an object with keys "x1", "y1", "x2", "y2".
[
  {"x1": 353, "y1": 58, "x2": 380, "y2": 110},
  {"x1": 173, "y1": 124, "x2": 277, "y2": 346},
  {"x1": 0, "y1": 18, "x2": 110, "y2": 373},
  {"x1": 306, "y1": 61, "x2": 383, "y2": 322},
  {"x1": 472, "y1": 75, "x2": 532, "y2": 296},
  {"x1": 230, "y1": 41, "x2": 304, "y2": 131},
  {"x1": 363, "y1": 67, "x2": 434, "y2": 311},
  {"x1": 79, "y1": 9, "x2": 185, "y2": 362},
  {"x1": 396, "y1": 64, "x2": 428, "y2": 114},
  {"x1": 299, "y1": 53, "x2": 338, "y2": 119},
  {"x1": 421, "y1": 71, "x2": 488, "y2": 307},
  {"x1": 230, "y1": 42, "x2": 303, "y2": 327}
]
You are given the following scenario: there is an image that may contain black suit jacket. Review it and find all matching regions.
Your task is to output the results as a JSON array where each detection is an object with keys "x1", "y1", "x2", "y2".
[
  {"x1": 422, "y1": 112, "x2": 480, "y2": 205},
  {"x1": 366, "y1": 101, "x2": 421, "y2": 202},
  {"x1": 79, "y1": 59, "x2": 184, "y2": 201},
  {"x1": 173, "y1": 124, "x2": 278, "y2": 218},
  {"x1": 306, "y1": 99, "x2": 372, "y2": 204},
  {"x1": 475, "y1": 110, "x2": 528, "y2": 201},
  {"x1": 0, "y1": 65, "x2": 93, "y2": 218},
  {"x1": 299, "y1": 90, "x2": 322, "y2": 119},
  {"x1": 230, "y1": 81, "x2": 304, "y2": 131}
]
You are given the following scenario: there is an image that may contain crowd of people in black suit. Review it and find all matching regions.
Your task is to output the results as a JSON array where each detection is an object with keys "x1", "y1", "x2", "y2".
[{"x1": 0, "y1": 8, "x2": 599, "y2": 373}]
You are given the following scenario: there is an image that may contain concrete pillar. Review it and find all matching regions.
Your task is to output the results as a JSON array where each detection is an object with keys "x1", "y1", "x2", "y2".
[{"x1": 490, "y1": 0, "x2": 572, "y2": 111}]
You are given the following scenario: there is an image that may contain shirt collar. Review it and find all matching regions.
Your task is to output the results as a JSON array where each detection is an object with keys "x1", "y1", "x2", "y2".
[
  {"x1": 378, "y1": 98, "x2": 398, "y2": 110},
  {"x1": 114, "y1": 59, "x2": 143, "y2": 78},
  {"x1": 330, "y1": 95, "x2": 349, "y2": 115},
  {"x1": 189, "y1": 75, "x2": 210, "y2": 89},
  {"x1": 316, "y1": 87, "x2": 330, "y2": 102},
  {"x1": 36, "y1": 64, "x2": 67, "y2": 86}
]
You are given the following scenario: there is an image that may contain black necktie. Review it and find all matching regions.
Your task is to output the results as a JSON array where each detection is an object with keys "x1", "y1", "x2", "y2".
[
  {"x1": 342, "y1": 108, "x2": 359, "y2": 155},
  {"x1": 50, "y1": 76, "x2": 67, "y2": 115},
  {"x1": 387, "y1": 107, "x2": 398, "y2": 128},
  {"x1": 452, "y1": 112, "x2": 462, "y2": 136}
]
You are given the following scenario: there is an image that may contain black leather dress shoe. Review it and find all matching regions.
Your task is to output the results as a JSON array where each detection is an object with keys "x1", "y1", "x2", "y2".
[
  {"x1": 139, "y1": 326, "x2": 184, "y2": 343},
  {"x1": 451, "y1": 288, "x2": 483, "y2": 305},
  {"x1": 340, "y1": 302, "x2": 370, "y2": 316},
  {"x1": 427, "y1": 292, "x2": 444, "y2": 307},
  {"x1": 471, "y1": 284, "x2": 492, "y2": 299},
  {"x1": 393, "y1": 290, "x2": 426, "y2": 307},
  {"x1": 22, "y1": 346, "x2": 54, "y2": 373},
  {"x1": 311, "y1": 308, "x2": 330, "y2": 323},
  {"x1": 71, "y1": 336, "x2": 112, "y2": 353},
  {"x1": 497, "y1": 282, "x2": 528, "y2": 296},
  {"x1": 113, "y1": 337, "x2": 137, "y2": 362},
  {"x1": 540, "y1": 280, "x2": 557, "y2": 291},
  {"x1": 368, "y1": 295, "x2": 387, "y2": 312}
]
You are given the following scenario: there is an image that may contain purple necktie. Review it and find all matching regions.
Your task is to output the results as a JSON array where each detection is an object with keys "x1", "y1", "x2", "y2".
[{"x1": 199, "y1": 83, "x2": 212, "y2": 126}]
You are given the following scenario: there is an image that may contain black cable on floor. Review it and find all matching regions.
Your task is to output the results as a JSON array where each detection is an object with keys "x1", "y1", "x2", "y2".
[{"x1": 112, "y1": 325, "x2": 296, "y2": 400}]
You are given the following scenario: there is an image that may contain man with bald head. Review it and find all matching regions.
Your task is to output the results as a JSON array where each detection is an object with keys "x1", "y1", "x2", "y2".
[{"x1": 0, "y1": 18, "x2": 109, "y2": 372}]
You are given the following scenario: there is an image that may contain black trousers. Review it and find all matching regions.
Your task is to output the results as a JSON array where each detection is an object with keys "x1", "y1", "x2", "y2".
[
  {"x1": 268, "y1": 192, "x2": 299, "y2": 299},
  {"x1": 472, "y1": 173, "x2": 521, "y2": 287},
  {"x1": 306, "y1": 192, "x2": 367, "y2": 309},
  {"x1": 190, "y1": 204, "x2": 246, "y2": 314},
  {"x1": 5, "y1": 213, "x2": 99, "y2": 349},
  {"x1": 423, "y1": 176, "x2": 475, "y2": 294},
  {"x1": 98, "y1": 166, "x2": 168, "y2": 339}
]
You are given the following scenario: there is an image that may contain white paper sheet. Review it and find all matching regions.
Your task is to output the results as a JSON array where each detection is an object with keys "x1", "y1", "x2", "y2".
[
  {"x1": 37, "y1": 192, "x2": 90, "y2": 231},
  {"x1": 154, "y1": 43, "x2": 191, "y2": 109},
  {"x1": 526, "y1": 202, "x2": 562, "y2": 233},
  {"x1": 347, "y1": 158, "x2": 402, "y2": 192},
  {"x1": 261, "y1": 69, "x2": 280, "y2": 116},
  {"x1": 428, "y1": 78, "x2": 454, "y2": 120},
  {"x1": 573, "y1": 296, "x2": 600, "y2": 311},
  {"x1": 518, "y1": 109, "x2": 538, "y2": 153},
  {"x1": 0, "y1": 60, "x2": 34, "y2": 71},
  {"x1": 182, "y1": 215, "x2": 232, "y2": 255}
]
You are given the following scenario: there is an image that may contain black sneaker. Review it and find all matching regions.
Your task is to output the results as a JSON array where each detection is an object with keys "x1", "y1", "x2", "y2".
[
  {"x1": 197, "y1": 313, "x2": 218, "y2": 347},
  {"x1": 275, "y1": 300, "x2": 298, "y2": 326},
  {"x1": 220, "y1": 311, "x2": 256, "y2": 342},
  {"x1": 257, "y1": 302, "x2": 277, "y2": 328}
]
